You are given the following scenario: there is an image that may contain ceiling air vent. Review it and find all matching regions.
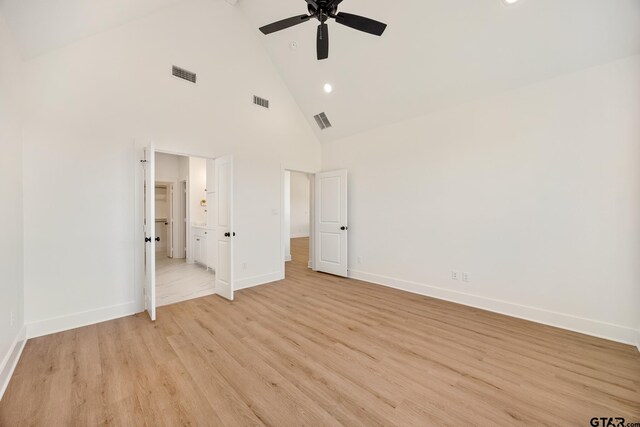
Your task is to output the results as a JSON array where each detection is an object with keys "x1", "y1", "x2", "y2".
[
  {"x1": 172, "y1": 65, "x2": 196, "y2": 84},
  {"x1": 314, "y1": 112, "x2": 332, "y2": 130},
  {"x1": 253, "y1": 95, "x2": 270, "y2": 109}
]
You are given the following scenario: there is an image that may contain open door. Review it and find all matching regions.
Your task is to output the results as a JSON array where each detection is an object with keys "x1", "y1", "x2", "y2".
[
  {"x1": 143, "y1": 144, "x2": 157, "y2": 320},
  {"x1": 315, "y1": 169, "x2": 348, "y2": 277},
  {"x1": 215, "y1": 155, "x2": 234, "y2": 300}
]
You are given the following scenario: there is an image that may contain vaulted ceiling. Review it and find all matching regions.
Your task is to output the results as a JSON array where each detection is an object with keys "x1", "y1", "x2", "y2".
[
  {"x1": 239, "y1": 0, "x2": 640, "y2": 142},
  {"x1": 0, "y1": 0, "x2": 185, "y2": 58},
  {"x1": 2, "y1": 0, "x2": 640, "y2": 142}
]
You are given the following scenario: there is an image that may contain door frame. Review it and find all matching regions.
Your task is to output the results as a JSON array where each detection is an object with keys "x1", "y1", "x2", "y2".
[
  {"x1": 281, "y1": 167, "x2": 316, "y2": 278},
  {"x1": 134, "y1": 144, "x2": 234, "y2": 314}
]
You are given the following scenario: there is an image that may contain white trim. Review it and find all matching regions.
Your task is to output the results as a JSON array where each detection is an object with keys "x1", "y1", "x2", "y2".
[
  {"x1": 235, "y1": 271, "x2": 283, "y2": 291},
  {"x1": 349, "y1": 269, "x2": 639, "y2": 346},
  {"x1": 285, "y1": 254, "x2": 292, "y2": 262},
  {"x1": 0, "y1": 325, "x2": 27, "y2": 401},
  {"x1": 26, "y1": 301, "x2": 138, "y2": 339},
  {"x1": 291, "y1": 233, "x2": 310, "y2": 239}
]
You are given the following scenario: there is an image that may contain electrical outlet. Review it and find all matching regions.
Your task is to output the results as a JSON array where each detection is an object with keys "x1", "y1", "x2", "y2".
[
  {"x1": 451, "y1": 271, "x2": 459, "y2": 281},
  {"x1": 10, "y1": 311, "x2": 15, "y2": 326},
  {"x1": 463, "y1": 272, "x2": 470, "y2": 283}
]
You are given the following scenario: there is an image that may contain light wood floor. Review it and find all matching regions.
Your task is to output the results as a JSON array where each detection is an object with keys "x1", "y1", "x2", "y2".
[
  {"x1": 156, "y1": 254, "x2": 215, "y2": 307},
  {"x1": 1, "y1": 238, "x2": 639, "y2": 426}
]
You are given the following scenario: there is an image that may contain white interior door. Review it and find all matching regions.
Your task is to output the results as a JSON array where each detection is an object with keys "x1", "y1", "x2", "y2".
[
  {"x1": 215, "y1": 155, "x2": 234, "y2": 300},
  {"x1": 315, "y1": 169, "x2": 348, "y2": 277},
  {"x1": 143, "y1": 144, "x2": 157, "y2": 320}
]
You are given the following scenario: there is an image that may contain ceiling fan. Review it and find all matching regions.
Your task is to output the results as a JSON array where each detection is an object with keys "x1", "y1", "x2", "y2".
[{"x1": 259, "y1": 0, "x2": 387, "y2": 60}]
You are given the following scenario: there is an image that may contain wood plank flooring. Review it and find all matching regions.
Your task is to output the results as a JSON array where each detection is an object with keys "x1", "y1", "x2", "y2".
[{"x1": 1, "y1": 237, "x2": 639, "y2": 426}]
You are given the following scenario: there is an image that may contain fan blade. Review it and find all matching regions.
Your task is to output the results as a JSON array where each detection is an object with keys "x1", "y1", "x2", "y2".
[
  {"x1": 259, "y1": 15, "x2": 311, "y2": 35},
  {"x1": 326, "y1": 0, "x2": 344, "y2": 9},
  {"x1": 317, "y1": 23, "x2": 329, "y2": 60},
  {"x1": 335, "y1": 12, "x2": 387, "y2": 36}
]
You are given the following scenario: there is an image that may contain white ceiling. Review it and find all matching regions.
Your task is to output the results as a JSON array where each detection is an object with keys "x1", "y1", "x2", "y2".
[
  {"x1": 239, "y1": 0, "x2": 640, "y2": 142},
  {"x1": 2, "y1": 0, "x2": 640, "y2": 142}
]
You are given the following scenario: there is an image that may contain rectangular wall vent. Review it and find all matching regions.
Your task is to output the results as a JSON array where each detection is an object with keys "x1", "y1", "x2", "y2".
[
  {"x1": 172, "y1": 65, "x2": 196, "y2": 84},
  {"x1": 314, "y1": 112, "x2": 332, "y2": 130},
  {"x1": 253, "y1": 95, "x2": 270, "y2": 109}
]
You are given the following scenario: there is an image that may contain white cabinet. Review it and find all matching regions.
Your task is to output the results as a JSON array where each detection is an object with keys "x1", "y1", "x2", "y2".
[
  {"x1": 192, "y1": 226, "x2": 216, "y2": 270},
  {"x1": 192, "y1": 228, "x2": 208, "y2": 266},
  {"x1": 193, "y1": 235, "x2": 205, "y2": 265}
]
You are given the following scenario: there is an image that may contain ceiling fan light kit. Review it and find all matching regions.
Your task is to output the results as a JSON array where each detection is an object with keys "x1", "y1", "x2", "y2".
[{"x1": 259, "y1": 0, "x2": 387, "y2": 60}]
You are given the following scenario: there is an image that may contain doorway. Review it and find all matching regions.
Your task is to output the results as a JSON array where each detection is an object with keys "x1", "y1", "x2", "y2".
[
  {"x1": 281, "y1": 168, "x2": 349, "y2": 279},
  {"x1": 154, "y1": 153, "x2": 215, "y2": 307},
  {"x1": 283, "y1": 170, "x2": 314, "y2": 275},
  {"x1": 140, "y1": 144, "x2": 235, "y2": 321}
]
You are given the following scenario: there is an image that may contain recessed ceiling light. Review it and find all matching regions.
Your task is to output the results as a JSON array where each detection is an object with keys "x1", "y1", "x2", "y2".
[
  {"x1": 324, "y1": 83, "x2": 333, "y2": 93},
  {"x1": 502, "y1": 0, "x2": 520, "y2": 4}
]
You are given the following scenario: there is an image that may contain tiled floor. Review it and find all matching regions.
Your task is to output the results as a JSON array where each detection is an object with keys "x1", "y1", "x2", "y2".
[{"x1": 155, "y1": 254, "x2": 215, "y2": 307}]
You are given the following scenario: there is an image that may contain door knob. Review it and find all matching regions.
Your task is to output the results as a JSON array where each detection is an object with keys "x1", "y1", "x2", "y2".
[
  {"x1": 340, "y1": 226, "x2": 348, "y2": 231},
  {"x1": 145, "y1": 237, "x2": 151, "y2": 243},
  {"x1": 224, "y1": 232, "x2": 230, "y2": 237},
  {"x1": 155, "y1": 237, "x2": 160, "y2": 242}
]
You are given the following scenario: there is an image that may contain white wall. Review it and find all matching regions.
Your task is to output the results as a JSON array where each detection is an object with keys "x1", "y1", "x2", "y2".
[
  {"x1": 0, "y1": 12, "x2": 25, "y2": 396},
  {"x1": 21, "y1": 0, "x2": 320, "y2": 336},
  {"x1": 155, "y1": 151, "x2": 181, "y2": 183},
  {"x1": 290, "y1": 172, "x2": 310, "y2": 238},
  {"x1": 322, "y1": 55, "x2": 640, "y2": 345}
]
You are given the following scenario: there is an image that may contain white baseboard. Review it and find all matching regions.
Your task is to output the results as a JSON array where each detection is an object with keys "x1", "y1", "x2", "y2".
[
  {"x1": 291, "y1": 233, "x2": 310, "y2": 239},
  {"x1": 235, "y1": 271, "x2": 283, "y2": 291},
  {"x1": 285, "y1": 254, "x2": 292, "y2": 262},
  {"x1": 0, "y1": 325, "x2": 27, "y2": 401},
  {"x1": 26, "y1": 301, "x2": 138, "y2": 339},
  {"x1": 349, "y1": 269, "x2": 639, "y2": 346}
]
